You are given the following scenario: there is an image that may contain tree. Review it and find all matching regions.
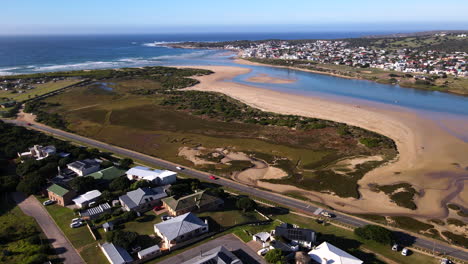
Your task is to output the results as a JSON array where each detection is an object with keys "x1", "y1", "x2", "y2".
[
  {"x1": 119, "y1": 158, "x2": 133, "y2": 169},
  {"x1": 100, "y1": 160, "x2": 114, "y2": 168},
  {"x1": 265, "y1": 249, "x2": 285, "y2": 264},
  {"x1": 206, "y1": 187, "x2": 227, "y2": 198},
  {"x1": 354, "y1": 225, "x2": 394, "y2": 245},
  {"x1": 190, "y1": 180, "x2": 200, "y2": 191},
  {"x1": 236, "y1": 197, "x2": 256, "y2": 212},
  {"x1": 106, "y1": 230, "x2": 138, "y2": 251},
  {"x1": 168, "y1": 183, "x2": 191, "y2": 197},
  {"x1": 109, "y1": 176, "x2": 131, "y2": 191},
  {"x1": 130, "y1": 180, "x2": 151, "y2": 190},
  {"x1": 69, "y1": 176, "x2": 97, "y2": 194}
]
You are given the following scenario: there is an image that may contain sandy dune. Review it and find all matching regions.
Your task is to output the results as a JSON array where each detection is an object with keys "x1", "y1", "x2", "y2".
[
  {"x1": 246, "y1": 73, "x2": 296, "y2": 84},
  {"x1": 181, "y1": 65, "x2": 468, "y2": 218}
]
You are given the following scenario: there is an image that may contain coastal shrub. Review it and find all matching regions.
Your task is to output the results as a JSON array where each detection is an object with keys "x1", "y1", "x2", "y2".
[
  {"x1": 389, "y1": 191, "x2": 417, "y2": 210},
  {"x1": 446, "y1": 218, "x2": 465, "y2": 227},
  {"x1": 264, "y1": 248, "x2": 285, "y2": 264},
  {"x1": 236, "y1": 197, "x2": 256, "y2": 212},
  {"x1": 391, "y1": 216, "x2": 434, "y2": 233},
  {"x1": 442, "y1": 231, "x2": 468, "y2": 248},
  {"x1": 359, "y1": 138, "x2": 381, "y2": 148},
  {"x1": 429, "y1": 219, "x2": 445, "y2": 226},
  {"x1": 354, "y1": 225, "x2": 394, "y2": 245},
  {"x1": 447, "y1": 203, "x2": 461, "y2": 211}
]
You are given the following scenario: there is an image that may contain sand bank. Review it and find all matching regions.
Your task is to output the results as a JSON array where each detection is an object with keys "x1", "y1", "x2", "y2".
[
  {"x1": 246, "y1": 73, "x2": 296, "y2": 84},
  {"x1": 180, "y1": 65, "x2": 468, "y2": 218}
]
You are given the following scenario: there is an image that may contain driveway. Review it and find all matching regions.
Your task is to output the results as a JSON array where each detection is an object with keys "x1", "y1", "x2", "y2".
[
  {"x1": 157, "y1": 234, "x2": 266, "y2": 264},
  {"x1": 12, "y1": 192, "x2": 85, "y2": 264}
]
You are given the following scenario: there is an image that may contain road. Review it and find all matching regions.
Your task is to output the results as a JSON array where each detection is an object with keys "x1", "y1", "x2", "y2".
[
  {"x1": 157, "y1": 234, "x2": 265, "y2": 264},
  {"x1": 6, "y1": 120, "x2": 468, "y2": 262},
  {"x1": 12, "y1": 192, "x2": 85, "y2": 264}
]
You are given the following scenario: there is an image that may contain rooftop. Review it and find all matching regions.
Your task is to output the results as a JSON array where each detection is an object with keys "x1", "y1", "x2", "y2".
[
  {"x1": 101, "y1": 242, "x2": 133, "y2": 264},
  {"x1": 181, "y1": 246, "x2": 242, "y2": 264},
  {"x1": 72, "y1": 190, "x2": 101, "y2": 205},
  {"x1": 126, "y1": 166, "x2": 176, "y2": 181},
  {"x1": 308, "y1": 242, "x2": 363, "y2": 264},
  {"x1": 154, "y1": 212, "x2": 207, "y2": 241},
  {"x1": 87, "y1": 166, "x2": 126, "y2": 181},
  {"x1": 47, "y1": 184, "x2": 71, "y2": 197},
  {"x1": 68, "y1": 159, "x2": 100, "y2": 171},
  {"x1": 119, "y1": 187, "x2": 167, "y2": 209},
  {"x1": 162, "y1": 190, "x2": 222, "y2": 212}
]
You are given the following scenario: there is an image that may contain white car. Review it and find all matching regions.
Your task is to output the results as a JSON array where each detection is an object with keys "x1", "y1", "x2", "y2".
[
  {"x1": 43, "y1": 200, "x2": 55, "y2": 206},
  {"x1": 391, "y1": 244, "x2": 399, "y2": 251},
  {"x1": 161, "y1": 215, "x2": 173, "y2": 221},
  {"x1": 257, "y1": 248, "x2": 269, "y2": 256},
  {"x1": 320, "y1": 211, "x2": 333, "y2": 218},
  {"x1": 70, "y1": 221, "x2": 84, "y2": 228},
  {"x1": 401, "y1": 248, "x2": 409, "y2": 256},
  {"x1": 440, "y1": 258, "x2": 452, "y2": 264},
  {"x1": 176, "y1": 166, "x2": 184, "y2": 170},
  {"x1": 71, "y1": 218, "x2": 82, "y2": 223}
]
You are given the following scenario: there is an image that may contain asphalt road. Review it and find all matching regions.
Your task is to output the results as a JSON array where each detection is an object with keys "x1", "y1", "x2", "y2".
[
  {"x1": 7, "y1": 120, "x2": 468, "y2": 262},
  {"x1": 12, "y1": 192, "x2": 85, "y2": 264}
]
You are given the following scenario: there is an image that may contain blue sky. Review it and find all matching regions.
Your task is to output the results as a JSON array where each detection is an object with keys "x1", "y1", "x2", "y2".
[{"x1": 1, "y1": 0, "x2": 468, "y2": 34}]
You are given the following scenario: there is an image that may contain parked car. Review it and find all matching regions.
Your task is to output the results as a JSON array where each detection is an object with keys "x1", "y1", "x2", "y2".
[
  {"x1": 440, "y1": 258, "x2": 452, "y2": 264},
  {"x1": 320, "y1": 211, "x2": 333, "y2": 218},
  {"x1": 209, "y1": 175, "x2": 217, "y2": 180},
  {"x1": 161, "y1": 215, "x2": 173, "y2": 221},
  {"x1": 257, "y1": 248, "x2": 269, "y2": 256},
  {"x1": 43, "y1": 200, "x2": 55, "y2": 206},
  {"x1": 392, "y1": 244, "x2": 399, "y2": 251},
  {"x1": 27, "y1": 123, "x2": 32, "y2": 126},
  {"x1": 176, "y1": 166, "x2": 184, "y2": 170},
  {"x1": 401, "y1": 248, "x2": 409, "y2": 256},
  {"x1": 153, "y1": 205, "x2": 164, "y2": 211},
  {"x1": 70, "y1": 221, "x2": 84, "y2": 228},
  {"x1": 71, "y1": 218, "x2": 82, "y2": 223}
]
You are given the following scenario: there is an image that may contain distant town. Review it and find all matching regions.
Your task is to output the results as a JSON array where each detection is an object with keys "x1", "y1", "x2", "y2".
[{"x1": 232, "y1": 33, "x2": 468, "y2": 77}]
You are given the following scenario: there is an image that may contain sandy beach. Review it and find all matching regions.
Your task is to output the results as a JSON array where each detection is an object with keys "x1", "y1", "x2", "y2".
[{"x1": 180, "y1": 65, "x2": 468, "y2": 219}]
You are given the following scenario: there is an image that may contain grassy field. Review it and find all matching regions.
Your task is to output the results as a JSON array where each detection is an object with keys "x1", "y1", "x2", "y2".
[
  {"x1": 0, "y1": 194, "x2": 56, "y2": 263},
  {"x1": 36, "y1": 74, "x2": 396, "y2": 200},
  {"x1": 0, "y1": 79, "x2": 82, "y2": 102},
  {"x1": 36, "y1": 196, "x2": 108, "y2": 264}
]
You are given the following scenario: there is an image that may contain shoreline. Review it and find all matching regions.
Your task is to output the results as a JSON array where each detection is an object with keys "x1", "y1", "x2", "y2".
[{"x1": 180, "y1": 64, "x2": 468, "y2": 218}]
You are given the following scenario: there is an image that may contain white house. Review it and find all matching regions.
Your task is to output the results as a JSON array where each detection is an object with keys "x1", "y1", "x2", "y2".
[
  {"x1": 19, "y1": 145, "x2": 56, "y2": 160},
  {"x1": 72, "y1": 190, "x2": 102, "y2": 208},
  {"x1": 100, "y1": 243, "x2": 133, "y2": 264},
  {"x1": 253, "y1": 232, "x2": 273, "y2": 248},
  {"x1": 126, "y1": 166, "x2": 177, "y2": 185},
  {"x1": 119, "y1": 187, "x2": 167, "y2": 213},
  {"x1": 67, "y1": 159, "x2": 100, "y2": 176},
  {"x1": 154, "y1": 212, "x2": 208, "y2": 249},
  {"x1": 137, "y1": 245, "x2": 161, "y2": 260},
  {"x1": 308, "y1": 242, "x2": 363, "y2": 264}
]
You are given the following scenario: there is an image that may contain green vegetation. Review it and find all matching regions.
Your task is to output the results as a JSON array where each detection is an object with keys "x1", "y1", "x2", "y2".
[
  {"x1": 265, "y1": 248, "x2": 285, "y2": 264},
  {"x1": 29, "y1": 66, "x2": 396, "y2": 200},
  {"x1": 391, "y1": 216, "x2": 434, "y2": 233},
  {"x1": 236, "y1": 197, "x2": 256, "y2": 212},
  {"x1": 446, "y1": 218, "x2": 465, "y2": 227},
  {"x1": 0, "y1": 195, "x2": 55, "y2": 264},
  {"x1": 447, "y1": 203, "x2": 461, "y2": 210},
  {"x1": 375, "y1": 183, "x2": 418, "y2": 210},
  {"x1": 0, "y1": 79, "x2": 82, "y2": 102},
  {"x1": 354, "y1": 225, "x2": 394, "y2": 245},
  {"x1": 442, "y1": 231, "x2": 468, "y2": 248}
]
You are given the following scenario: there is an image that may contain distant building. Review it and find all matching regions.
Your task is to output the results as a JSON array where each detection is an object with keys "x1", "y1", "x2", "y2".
[
  {"x1": 87, "y1": 166, "x2": 126, "y2": 182},
  {"x1": 100, "y1": 242, "x2": 133, "y2": 264},
  {"x1": 67, "y1": 159, "x2": 100, "y2": 176},
  {"x1": 46, "y1": 184, "x2": 76, "y2": 206},
  {"x1": 274, "y1": 223, "x2": 316, "y2": 249},
  {"x1": 72, "y1": 190, "x2": 102, "y2": 208},
  {"x1": 79, "y1": 203, "x2": 112, "y2": 220},
  {"x1": 119, "y1": 187, "x2": 167, "y2": 213},
  {"x1": 19, "y1": 145, "x2": 56, "y2": 160},
  {"x1": 308, "y1": 242, "x2": 363, "y2": 264},
  {"x1": 126, "y1": 166, "x2": 177, "y2": 185},
  {"x1": 180, "y1": 246, "x2": 242, "y2": 264},
  {"x1": 162, "y1": 190, "x2": 224, "y2": 216},
  {"x1": 154, "y1": 212, "x2": 209, "y2": 249}
]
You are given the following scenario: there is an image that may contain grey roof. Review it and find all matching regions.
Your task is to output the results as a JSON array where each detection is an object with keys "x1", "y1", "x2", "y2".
[
  {"x1": 181, "y1": 246, "x2": 242, "y2": 264},
  {"x1": 103, "y1": 221, "x2": 114, "y2": 229},
  {"x1": 275, "y1": 223, "x2": 316, "y2": 243},
  {"x1": 101, "y1": 242, "x2": 133, "y2": 264},
  {"x1": 154, "y1": 212, "x2": 207, "y2": 241},
  {"x1": 119, "y1": 187, "x2": 167, "y2": 210},
  {"x1": 138, "y1": 245, "x2": 160, "y2": 258},
  {"x1": 80, "y1": 203, "x2": 111, "y2": 218},
  {"x1": 68, "y1": 159, "x2": 100, "y2": 170}
]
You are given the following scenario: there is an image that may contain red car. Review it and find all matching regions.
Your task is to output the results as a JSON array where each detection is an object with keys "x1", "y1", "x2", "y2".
[
  {"x1": 209, "y1": 175, "x2": 217, "y2": 180},
  {"x1": 153, "y1": 205, "x2": 164, "y2": 211},
  {"x1": 27, "y1": 123, "x2": 32, "y2": 126}
]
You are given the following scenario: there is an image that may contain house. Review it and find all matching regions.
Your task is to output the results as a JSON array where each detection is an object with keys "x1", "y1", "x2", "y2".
[
  {"x1": 72, "y1": 190, "x2": 102, "y2": 208},
  {"x1": 79, "y1": 203, "x2": 111, "y2": 220},
  {"x1": 274, "y1": 223, "x2": 316, "y2": 249},
  {"x1": 126, "y1": 166, "x2": 177, "y2": 185},
  {"x1": 180, "y1": 246, "x2": 242, "y2": 264},
  {"x1": 88, "y1": 166, "x2": 126, "y2": 182},
  {"x1": 269, "y1": 240, "x2": 299, "y2": 253},
  {"x1": 162, "y1": 190, "x2": 224, "y2": 216},
  {"x1": 308, "y1": 242, "x2": 363, "y2": 264},
  {"x1": 19, "y1": 145, "x2": 56, "y2": 160},
  {"x1": 253, "y1": 232, "x2": 273, "y2": 248},
  {"x1": 137, "y1": 245, "x2": 161, "y2": 260},
  {"x1": 46, "y1": 184, "x2": 76, "y2": 206},
  {"x1": 119, "y1": 187, "x2": 167, "y2": 213},
  {"x1": 67, "y1": 159, "x2": 100, "y2": 176},
  {"x1": 100, "y1": 242, "x2": 133, "y2": 264},
  {"x1": 154, "y1": 212, "x2": 209, "y2": 249}
]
